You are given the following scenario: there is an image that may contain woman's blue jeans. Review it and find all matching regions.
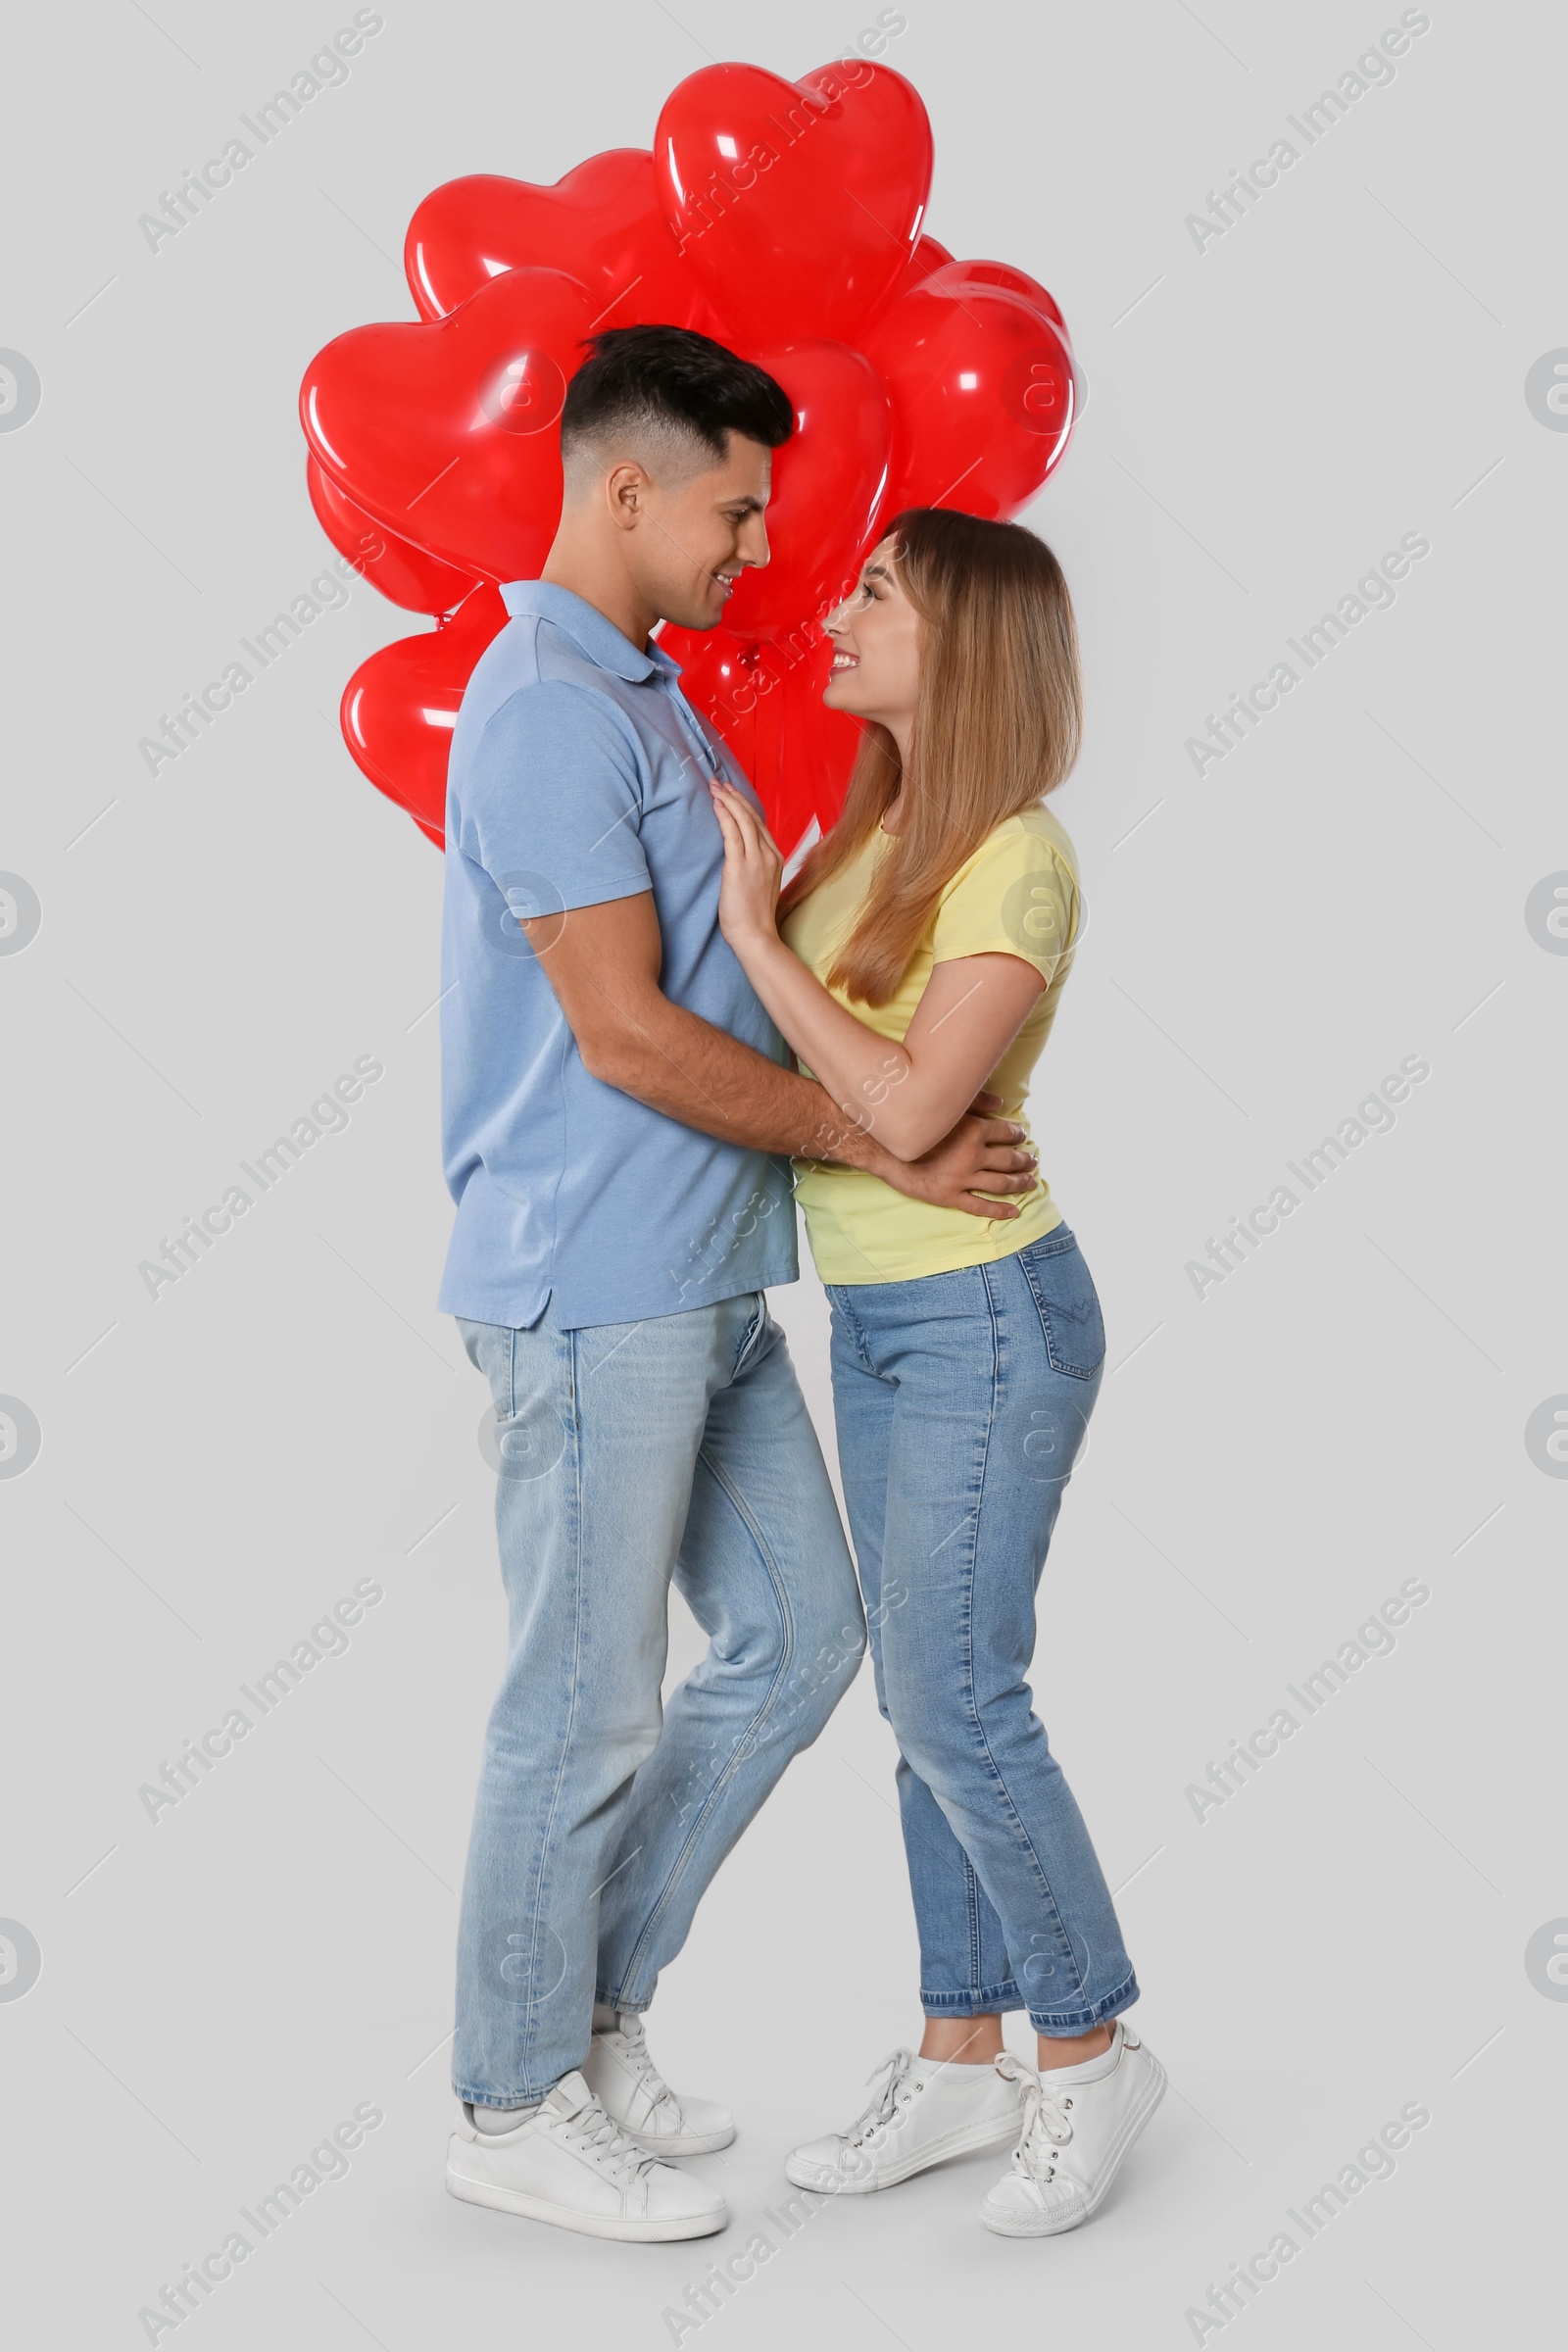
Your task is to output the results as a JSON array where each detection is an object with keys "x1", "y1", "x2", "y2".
[{"x1": 826, "y1": 1223, "x2": 1139, "y2": 2035}]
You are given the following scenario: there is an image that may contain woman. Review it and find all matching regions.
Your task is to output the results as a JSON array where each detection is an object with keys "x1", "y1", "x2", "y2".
[{"x1": 708, "y1": 508, "x2": 1164, "y2": 2238}]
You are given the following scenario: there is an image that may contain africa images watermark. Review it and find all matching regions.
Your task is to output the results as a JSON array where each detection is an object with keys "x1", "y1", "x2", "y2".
[
  {"x1": 135, "y1": 1576, "x2": 385, "y2": 1825},
  {"x1": 1184, "y1": 1572, "x2": 1432, "y2": 1825},
  {"x1": 1185, "y1": 532, "x2": 1431, "y2": 780},
  {"x1": 1184, "y1": 11, "x2": 1433, "y2": 256},
  {"x1": 1184, "y1": 1054, "x2": 1431, "y2": 1300},
  {"x1": 136, "y1": 12, "x2": 387, "y2": 254},
  {"x1": 1182, "y1": 2100, "x2": 1432, "y2": 2341},
  {"x1": 662, "y1": 2176, "x2": 855, "y2": 2343},
  {"x1": 136, "y1": 542, "x2": 382, "y2": 780},
  {"x1": 136, "y1": 1054, "x2": 384, "y2": 1300},
  {"x1": 135, "y1": 2099, "x2": 385, "y2": 2343},
  {"x1": 668, "y1": 19, "x2": 906, "y2": 260}
]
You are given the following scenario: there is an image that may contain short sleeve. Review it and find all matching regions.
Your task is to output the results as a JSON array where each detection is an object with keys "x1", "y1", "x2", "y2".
[
  {"x1": 458, "y1": 681, "x2": 651, "y2": 915},
  {"x1": 931, "y1": 823, "x2": 1080, "y2": 986}
]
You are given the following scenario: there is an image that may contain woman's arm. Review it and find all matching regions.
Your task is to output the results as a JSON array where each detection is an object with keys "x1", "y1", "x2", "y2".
[{"x1": 710, "y1": 781, "x2": 1046, "y2": 1163}]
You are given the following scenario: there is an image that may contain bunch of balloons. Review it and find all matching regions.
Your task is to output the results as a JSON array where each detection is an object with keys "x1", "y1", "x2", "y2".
[{"x1": 299, "y1": 57, "x2": 1077, "y2": 853}]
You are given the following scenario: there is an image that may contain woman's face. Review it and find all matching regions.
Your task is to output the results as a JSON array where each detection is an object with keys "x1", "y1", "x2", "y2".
[{"x1": 822, "y1": 539, "x2": 922, "y2": 735}]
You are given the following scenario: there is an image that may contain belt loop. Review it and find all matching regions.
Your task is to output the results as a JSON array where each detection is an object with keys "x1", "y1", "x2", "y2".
[{"x1": 733, "y1": 1291, "x2": 766, "y2": 1375}]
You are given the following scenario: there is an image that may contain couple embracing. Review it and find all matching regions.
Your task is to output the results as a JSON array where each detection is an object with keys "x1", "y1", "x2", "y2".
[{"x1": 436, "y1": 324, "x2": 1164, "y2": 2244}]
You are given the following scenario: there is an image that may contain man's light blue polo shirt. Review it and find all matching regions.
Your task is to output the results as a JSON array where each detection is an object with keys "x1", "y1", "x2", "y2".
[{"x1": 437, "y1": 580, "x2": 799, "y2": 1331}]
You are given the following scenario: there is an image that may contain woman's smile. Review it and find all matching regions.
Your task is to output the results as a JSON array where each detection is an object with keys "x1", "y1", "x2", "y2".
[{"x1": 821, "y1": 539, "x2": 922, "y2": 744}]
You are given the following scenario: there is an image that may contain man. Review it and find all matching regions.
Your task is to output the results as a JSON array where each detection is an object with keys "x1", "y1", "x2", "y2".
[{"x1": 438, "y1": 324, "x2": 1039, "y2": 2242}]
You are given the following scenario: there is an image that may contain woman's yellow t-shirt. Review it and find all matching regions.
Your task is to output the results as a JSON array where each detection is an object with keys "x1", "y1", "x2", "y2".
[{"x1": 779, "y1": 804, "x2": 1082, "y2": 1286}]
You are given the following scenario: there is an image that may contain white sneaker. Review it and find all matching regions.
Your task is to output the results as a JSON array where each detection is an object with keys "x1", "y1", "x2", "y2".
[
  {"x1": 785, "y1": 2048, "x2": 1025, "y2": 2195},
  {"x1": 446, "y1": 2070, "x2": 727, "y2": 2242},
  {"x1": 979, "y1": 2021, "x2": 1166, "y2": 2236},
  {"x1": 582, "y1": 2011, "x2": 736, "y2": 2156}
]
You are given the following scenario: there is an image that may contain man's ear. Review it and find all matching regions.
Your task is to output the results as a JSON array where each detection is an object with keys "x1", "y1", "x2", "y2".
[{"x1": 605, "y1": 460, "x2": 650, "y2": 533}]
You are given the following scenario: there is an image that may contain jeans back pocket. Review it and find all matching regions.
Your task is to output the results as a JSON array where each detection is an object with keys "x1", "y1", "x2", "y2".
[{"x1": 1018, "y1": 1231, "x2": 1106, "y2": 1380}]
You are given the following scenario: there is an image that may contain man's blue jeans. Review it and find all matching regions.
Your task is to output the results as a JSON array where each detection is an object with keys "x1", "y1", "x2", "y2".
[
  {"x1": 826, "y1": 1225, "x2": 1138, "y2": 2035},
  {"x1": 453, "y1": 1292, "x2": 863, "y2": 2109}
]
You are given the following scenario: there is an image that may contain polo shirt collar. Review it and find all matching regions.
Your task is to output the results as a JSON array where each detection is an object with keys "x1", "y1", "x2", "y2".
[{"x1": 501, "y1": 579, "x2": 680, "y2": 684}]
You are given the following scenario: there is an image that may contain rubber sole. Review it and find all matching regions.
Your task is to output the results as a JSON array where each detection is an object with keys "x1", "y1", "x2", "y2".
[
  {"x1": 620, "y1": 2120, "x2": 737, "y2": 2157},
  {"x1": 784, "y1": 2109, "x2": 1021, "y2": 2196},
  {"x1": 446, "y1": 2163, "x2": 728, "y2": 2242},
  {"x1": 979, "y1": 2056, "x2": 1167, "y2": 2238}
]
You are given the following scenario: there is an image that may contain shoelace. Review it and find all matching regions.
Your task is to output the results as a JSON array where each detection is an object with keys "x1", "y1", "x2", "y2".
[
  {"x1": 610, "y1": 2014, "x2": 682, "y2": 2131},
  {"x1": 551, "y1": 2092, "x2": 659, "y2": 2184},
  {"x1": 996, "y1": 2054, "x2": 1074, "y2": 2185},
  {"x1": 840, "y1": 2049, "x2": 916, "y2": 2151}
]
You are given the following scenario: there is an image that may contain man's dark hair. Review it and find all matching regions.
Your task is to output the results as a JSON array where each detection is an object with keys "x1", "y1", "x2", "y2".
[{"x1": 559, "y1": 325, "x2": 794, "y2": 477}]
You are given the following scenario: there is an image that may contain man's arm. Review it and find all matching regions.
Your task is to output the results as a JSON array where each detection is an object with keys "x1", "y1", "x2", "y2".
[{"x1": 523, "y1": 891, "x2": 1038, "y2": 1213}]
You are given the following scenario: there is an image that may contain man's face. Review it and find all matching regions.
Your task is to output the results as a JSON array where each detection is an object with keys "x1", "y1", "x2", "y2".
[{"x1": 632, "y1": 432, "x2": 773, "y2": 631}]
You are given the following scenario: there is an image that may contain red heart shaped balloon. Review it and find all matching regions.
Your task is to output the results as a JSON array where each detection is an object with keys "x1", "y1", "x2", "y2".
[
  {"x1": 719, "y1": 339, "x2": 890, "y2": 641},
  {"x1": 666, "y1": 625, "x2": 861, "y2": 849},
  {"x1": 307, "y1": 457, "x2": 480, "y2": 616},
  {"x1": 764, "y1": 633, "x2": 865, "y2": 837},
  {"x1": 405, "y1": 152, "x2": 707, "y2": 330},
  {"x1": 306, "y1": 61, "x2": 1079, "y2": 848},
  {"x1": 301, "y1": 268, "x2": 595, "y2": 582},
  {"x1": 893, "y1": 232, "x2": 954, "y2": 299},
  {"x1": 341, "y1": 582, "x2": 509, "y2": 843},
  {"x1": 654, "y1": 60, "x2": 932, "y2": 350},
  {"x1": 943, "y1": 257, "x2": 1068, "y2": 334},
  {"x1": 861, "y1": 263, "x2": 1076, "y2": 522}
]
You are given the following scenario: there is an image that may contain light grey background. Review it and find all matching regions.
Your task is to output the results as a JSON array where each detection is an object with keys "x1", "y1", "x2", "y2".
[{"x1": 2, "y1": 1, "x2": 1563, "y2": 2345}]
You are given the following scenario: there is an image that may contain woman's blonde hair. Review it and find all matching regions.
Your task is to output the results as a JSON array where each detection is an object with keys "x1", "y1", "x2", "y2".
[{"x1": 778, "y1": 508, "x2": 1082, "y2": 1006}]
